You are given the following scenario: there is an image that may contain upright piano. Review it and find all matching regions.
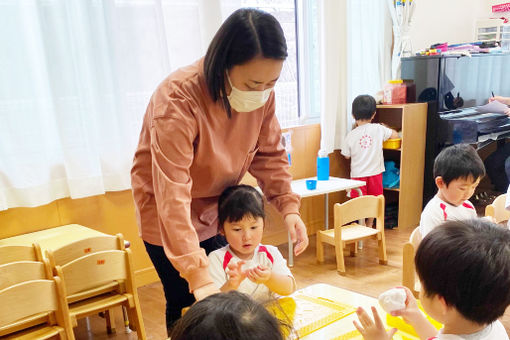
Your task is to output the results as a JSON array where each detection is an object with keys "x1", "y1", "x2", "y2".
[{"x1": 401, "y1": 53, "x2": 510, "y2": 204}]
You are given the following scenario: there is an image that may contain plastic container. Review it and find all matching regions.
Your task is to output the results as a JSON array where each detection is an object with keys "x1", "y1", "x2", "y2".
[
  {"x1": 383, "y1": 80, "x2": 407, "y2": 104},
  {"x1": 317, "y1": 150, "x2": 329, "y2": 181},
  {"x1": 383, "y1": 138, "x2": 402, "y2": 150},
  {"x1": 306, "y1": 179, "x2": 317, "y2": 190}
]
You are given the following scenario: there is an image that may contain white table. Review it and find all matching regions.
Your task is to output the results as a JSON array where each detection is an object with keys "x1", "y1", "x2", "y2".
[{"x1": 287, "y1": 177, "x2": 365, "y2": 266}]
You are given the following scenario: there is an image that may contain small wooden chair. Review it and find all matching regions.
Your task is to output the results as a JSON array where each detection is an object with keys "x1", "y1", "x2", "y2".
[
  {"x1": 54, "y1": 248, "x2": 146, "y2": 340},
  {"x1": 485, "y1": 194, "x2": 510, "y2": 225},
  {"x1": 0, "y1": 244, "x2": 43, "y2": 265},
  {"x1": 0, "y1": 261, "x2": 74, "y2": 339},
  {"x1": 402, "y1": 227, "x2": 422, "y2": 298},
  {"x1": 0, "y1": 260, "x2": 52, "y2": 290},
  {"x1": 316, "y1": 195, "x2": 388, "y2": 274},
  {"x1": 46, "y1": 234, "x2": 126, "y2": 334}
]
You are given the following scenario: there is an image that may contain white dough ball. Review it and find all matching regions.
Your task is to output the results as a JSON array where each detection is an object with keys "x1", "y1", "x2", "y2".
[{"x1": 378, "y1": 288, "x2": 406, "y2": 313}]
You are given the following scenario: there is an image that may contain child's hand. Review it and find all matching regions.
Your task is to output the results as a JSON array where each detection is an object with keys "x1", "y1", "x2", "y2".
[
  {"x1": 246, "y1": 265, "x2": 271, "y2": 284},
  {"x1": 226, "y1": 261, "x2": 246, "y2": 289},
  {"x1": 353, "y1": 306, "x2": 397, "y2": 340},
  {"x1": 390, "y1": 286, "x2": 421, "y2": 325}
]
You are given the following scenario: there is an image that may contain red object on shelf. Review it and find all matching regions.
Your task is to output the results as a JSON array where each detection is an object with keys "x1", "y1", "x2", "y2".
[
  {"x1": 383, "y1": 80, "x2": 406, "y2": 104},
  {"x1": 493, "y1": 3, "x2": 510, "y2": 12}
]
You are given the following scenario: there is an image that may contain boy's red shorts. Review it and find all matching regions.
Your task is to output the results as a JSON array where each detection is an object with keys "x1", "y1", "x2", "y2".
[{"x1": 350, "y1": 173, "x2": 383, "y2": 198}]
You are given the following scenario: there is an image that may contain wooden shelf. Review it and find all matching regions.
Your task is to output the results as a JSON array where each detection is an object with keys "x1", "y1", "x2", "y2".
[{"x1": 376, "y1": 103, "x2": 427, "y2": 229}]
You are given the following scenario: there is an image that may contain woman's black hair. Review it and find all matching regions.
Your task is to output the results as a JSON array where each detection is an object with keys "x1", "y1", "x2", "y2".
[
  {"x1": 204, "y1": 8, "x2": 288, "y2": 118},
  {"x1": 170, "y1": 291, "x2": 285, "y2": 340},
  {"x1": 218, "y1": 184, "x2": 265, "y2": 231}
]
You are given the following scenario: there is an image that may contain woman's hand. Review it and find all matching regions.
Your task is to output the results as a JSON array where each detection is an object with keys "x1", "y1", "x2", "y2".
[
  {"x1": 489, "y1": 95, "x2": 510, "y2": 105},
  {"x1": 284, "y1": 213, "x2": 309, "y2": 256},
  {"x1": 489, "y1": 96, "x2": 510, "y2": 116},
  {"x1": 353, "y1": 306, "x2": 397, "y2": 340},
  {"x1": 246, "y1": 265, "x2": 271, "y2": 283},
  {"x1": 193, "y1": 282, "x2": 220, "y2": 301}
]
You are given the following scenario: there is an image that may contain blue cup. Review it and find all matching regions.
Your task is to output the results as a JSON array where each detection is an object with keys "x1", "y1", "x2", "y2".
[{"x1": 306, "y1": 179, "x2": 317, "y2": 190}]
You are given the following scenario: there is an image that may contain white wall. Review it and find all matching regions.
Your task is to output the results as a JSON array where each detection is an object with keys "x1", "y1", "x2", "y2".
[{"x1": 410, "y1": 0, "x2": 495, "y2": 51}]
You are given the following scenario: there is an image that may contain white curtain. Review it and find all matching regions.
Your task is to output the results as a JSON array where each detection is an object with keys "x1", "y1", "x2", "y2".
[
  {"x1": 0, "y1": 0, "x2": 299, "y2": 211},
  {"x1": 318, "y1": 0, "x2": 348, "y2": 155},
  {"x1": 386, "y1": 0, "x2": 417, "y2": 79},
  {"x1": 319, "y1": 0, "x2": 392, "y2": 153},
  {"x1": 347, "y1": 0, "x2": 393, "y2": 129},
  {"x1": 0, "y1": 0, "x2": 221, "y2": 210}
]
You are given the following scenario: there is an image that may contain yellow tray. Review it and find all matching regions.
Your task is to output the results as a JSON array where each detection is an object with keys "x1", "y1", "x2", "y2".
[
  {"x1": 386, "y1": 300, "x2": 442, "y2": 337},
  {"x1": 267, "y1": 294, "x2": 356, "y2": 338},
  {"x1": 331, "y1": 329, "x2": 417, "y2": 340}
]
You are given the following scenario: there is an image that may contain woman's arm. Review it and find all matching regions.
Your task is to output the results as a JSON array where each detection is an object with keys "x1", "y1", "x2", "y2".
[
  {"x1": 147, "y1": 90, "x2": 217, "y2": 298},
  {"x1": 248, "y1": 95, "x2": 308, "y2": 255}
]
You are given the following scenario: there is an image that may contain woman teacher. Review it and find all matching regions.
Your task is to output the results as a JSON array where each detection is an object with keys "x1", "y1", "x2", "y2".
[{"x1": 131, "y1": 8, "x2": 308, "y2": 334}]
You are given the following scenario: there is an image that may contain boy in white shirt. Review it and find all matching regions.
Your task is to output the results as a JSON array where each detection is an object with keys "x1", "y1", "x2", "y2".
[
  {"x1": 354, "y1": 219, "x2": 510, "y2": 340},
  {"x1": 342, "y1": 95, "x2": 398, "y2": 226},
  {"x1": 419, "y1": 144, "x2": 485, "y2": 237}
]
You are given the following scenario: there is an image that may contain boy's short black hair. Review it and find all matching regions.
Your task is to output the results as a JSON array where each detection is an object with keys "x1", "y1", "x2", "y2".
[
  {"x1": 170, "y1": 291, "x2": 285, "y2": 340},
  {"x1": 433, "y1": 144, "x2": 485, "y2": 186},
  {"x1": 352, "y1": 95, "x2": 376, "y2": 120},
  {"x1": 218, "y1": 184, "x2": 265, "y2": 231},
  {"x1": 415, "y1": 219, "x2": 510, "y2": 325}
]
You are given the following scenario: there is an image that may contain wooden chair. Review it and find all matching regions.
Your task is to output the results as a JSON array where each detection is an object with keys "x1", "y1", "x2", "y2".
[
  {"x1": 46, "y1": 234, "x2": 126, "y2": 334},
  {"x1": 402, "y1": 227, "x2": 422, "y2": 298},
  {"x1": 485, "y1": 194, "x2": 510, "y2": 225},
  {"x1": 316, "y1": 195, "x2": 388, "y2": 274},
  {"x1": 54, "y1": 248, "x2": 146, "y2": 340},
  {"x1": 0, "y1": 260, "x2": 52, "y2": 290},
  {"x1": 0, "y1": 243, "x2": 43, "y2": 265},
  {"x1": 0, "y1": 261, "x2": 74, "y2": 339}
]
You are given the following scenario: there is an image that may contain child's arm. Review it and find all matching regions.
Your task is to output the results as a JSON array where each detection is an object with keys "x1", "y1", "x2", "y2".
[
  {"x1": 246, "y1": 265, "x2": 296, "y2": 296},
  {"x1": 220, "y1": 261, "x2": 247, "y2": 292},
  {"x1": 380, "y1": 123, "x2": 399, "y2": 140},
  {"x1": 392, "y1": 287, "x2": 438, "y2": 340}
]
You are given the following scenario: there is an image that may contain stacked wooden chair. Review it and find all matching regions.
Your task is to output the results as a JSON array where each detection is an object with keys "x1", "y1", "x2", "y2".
[
  {"x1": 0, "y1": 244, "x2": 75, "y2": 339},
  {"x1": 46, "y1": 233, "x2": 146, "y2": 339},
  {"x1": 485, "y1": 193, "x2": 510, "y2": 226},
  {"x1": 402, "y1": 227, "x2": 422, "y2": 298},
  {"x1": 316, "y1": 195, "x2": 388, "y2": 274}
]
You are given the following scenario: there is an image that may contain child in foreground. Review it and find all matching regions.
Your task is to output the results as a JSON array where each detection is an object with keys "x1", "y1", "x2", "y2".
[
  {"x1": 419, "y1": 144, "x2": 485, "y2": 237},
  {"x1": 170, "y1": 290, "x2": 287, "y2": 340},
  {"x1": 355, "y1": 219, "x2": 510, "y2": 339},
  {"x1": 341, "y1": 94, "x2": 398, "y2": 226},
  {"x1": 208, "y1": 185, "x2": 296, "y2": 301}
]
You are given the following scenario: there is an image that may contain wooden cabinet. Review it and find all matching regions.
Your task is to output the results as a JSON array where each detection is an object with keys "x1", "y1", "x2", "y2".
[{"x1": 375, "y1": 103, "x2": 427, "y2": 230}]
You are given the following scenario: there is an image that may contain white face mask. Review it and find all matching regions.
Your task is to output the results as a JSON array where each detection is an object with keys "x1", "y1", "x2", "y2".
[{"x1": 226, "y1": 73, "x2": 273, "y2": 112}]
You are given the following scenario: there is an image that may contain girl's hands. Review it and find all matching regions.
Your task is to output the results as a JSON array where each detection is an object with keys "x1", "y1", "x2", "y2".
[
  {"x1": 226, "y1": 261, "x2": 246, "y2": 289},
  {"x1": 353, "y1": 306, "x2": 397, "y2": 340},
  {"x1": 246, "y1": 265, "x2": 271, "y2": 283}
]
